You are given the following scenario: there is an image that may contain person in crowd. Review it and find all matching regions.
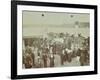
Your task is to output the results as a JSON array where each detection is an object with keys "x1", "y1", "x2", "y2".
[
  {"x1": 24, "y1": 48, "x2": 33, "y2": 68},
  {"x1": 36, "y1": 55, "x2": 42, "y2": 68},
  {"x1": 61, "y1": 49, "x2": 65, "y2": 65},
  {"x1": 79, "y1": 46, "x2": 88, "y2": 66},
  {"x1": 50, "y1": 53, "x2": 54, "y2": 67},
  {"x1": 52, "y1": 43, "x2": 56, "y2": 54},
  {"x1": 54, "y1": 53, "x2": 61, "y2": 67},
  {"x1": 42, "y1": 53, "x2": 48, "y2": 67},
  {"x1": 65, "y1": 48, "x2": 72, "y2": 62}
]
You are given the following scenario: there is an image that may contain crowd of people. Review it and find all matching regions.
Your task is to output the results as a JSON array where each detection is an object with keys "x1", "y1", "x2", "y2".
[{"x1": 22, "y1": 32, "x2": 90, "y2": 69}]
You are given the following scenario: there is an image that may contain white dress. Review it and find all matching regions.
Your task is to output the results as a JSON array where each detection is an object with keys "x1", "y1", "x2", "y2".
[{"x1": 54, "y1": 54, "x2": 61, "y2": 67}]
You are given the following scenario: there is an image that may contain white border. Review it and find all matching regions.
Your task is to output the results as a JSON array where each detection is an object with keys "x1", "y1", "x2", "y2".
[{"x1": 17, "y1": 5, "x2": 94, "y2": 75}]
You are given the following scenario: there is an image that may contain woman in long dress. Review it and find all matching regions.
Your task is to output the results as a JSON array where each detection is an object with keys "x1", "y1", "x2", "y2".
[
  {"x1": 54, "y1": 53, "x2": 61, "y2": 67},
  {"x1": 50, "y1": 53, "x2": 54, "y2": 67}
]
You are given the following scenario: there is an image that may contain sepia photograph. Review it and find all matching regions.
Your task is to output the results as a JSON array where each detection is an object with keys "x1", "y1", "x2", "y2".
[
  {"x1": 11, "y1": 1, "x2": 97, "y2": 79},
  {"x1": 22, "y1": 11, "x2": 90, "y2": 69}
]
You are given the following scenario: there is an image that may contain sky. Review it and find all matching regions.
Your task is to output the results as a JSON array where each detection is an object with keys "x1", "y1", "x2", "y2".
[
  {"x1": 22, "y1": 11, "x2": 90, "y2": 37},
  {"x1": 23, "y1": 11, "x2": 90, "y2": 27}
]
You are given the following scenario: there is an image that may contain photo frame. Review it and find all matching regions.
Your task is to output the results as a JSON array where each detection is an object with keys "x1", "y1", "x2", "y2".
[{"x1": 11, "y1": 0, "x2": 97, "y2": 79}]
